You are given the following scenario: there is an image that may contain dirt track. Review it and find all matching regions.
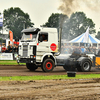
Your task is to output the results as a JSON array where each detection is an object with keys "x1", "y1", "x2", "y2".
[
  {"x1": 0, "y1": 65, "x2": 100, "y2": 76},
  {"x1": 0, "y1": 79, "x2": 100, "y2": 100},
  {"x1": 0, "y1": 65, "x2": 100, "y2": 100}
]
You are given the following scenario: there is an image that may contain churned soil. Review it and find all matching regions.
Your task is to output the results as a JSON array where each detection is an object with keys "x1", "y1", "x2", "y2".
[
  {"x1": 0, "y1": 65, "x2": 100, "y2": 100},
  {"x1": 0, "y1": 79, "x2": 100, "y2": 100}
]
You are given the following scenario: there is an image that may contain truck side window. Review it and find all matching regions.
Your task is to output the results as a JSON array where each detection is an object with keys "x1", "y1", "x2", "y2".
[{"x1": 38, "y1": 33, "x2": 48, "y2": 42}]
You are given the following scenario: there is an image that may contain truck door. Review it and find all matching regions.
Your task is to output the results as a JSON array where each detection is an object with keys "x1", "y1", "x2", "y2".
[{"x1": 37, "y1": 32, "x2": 49, "y2": 53}]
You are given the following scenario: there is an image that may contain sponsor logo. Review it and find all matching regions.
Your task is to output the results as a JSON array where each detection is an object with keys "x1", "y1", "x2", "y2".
[{"x1": 50, "y1": 43, "x2": 57, "y2": 51}]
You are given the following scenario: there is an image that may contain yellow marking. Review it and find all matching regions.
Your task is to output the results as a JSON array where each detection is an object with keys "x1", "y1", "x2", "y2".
[{"x1": 95, "y1": 57, "x2": 100, "y2": 66}]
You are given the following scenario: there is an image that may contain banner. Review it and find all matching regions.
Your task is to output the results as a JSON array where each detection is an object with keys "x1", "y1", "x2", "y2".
[
  {"x1": 0, "y1": 53, "x2": 13, "y2": 60},
  {"x1": 0, "y1": 14, "x2": 3, "y2": 27},
  {"x1": 9, "y1": 30, "x2": 13, "y2": 42}
]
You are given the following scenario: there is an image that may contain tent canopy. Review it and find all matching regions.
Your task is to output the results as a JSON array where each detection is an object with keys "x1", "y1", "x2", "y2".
[
  {"x1": 69, "y1": 27, "x2": 100, "y2": 44},
  {"x1": 69, "y1": 33, "x2": 100, "y2": 43},
  {"x1": 69, "y1": 27, "x2": 100, "y2": 43}
]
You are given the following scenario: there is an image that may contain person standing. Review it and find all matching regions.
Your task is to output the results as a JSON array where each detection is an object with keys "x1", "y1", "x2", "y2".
[
  {"x1": 81, "y1": 46, "x2": 86, "y2": 54},
  {"x1": 9, "y1": 44, "x2": 13, "y2": 53},
  {"x1": 0, "y1": 44, "x2": 1, "y2": 53},
  {"x1": 2, "y1": 45, "x2": 6, "y2": 53}
]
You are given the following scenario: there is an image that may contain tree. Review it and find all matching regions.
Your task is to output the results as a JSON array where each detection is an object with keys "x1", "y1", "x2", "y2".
[
  {"x1": 43, "y1": 13, "x2": 68, "y2": 28},
  {"x1": 62, "y1": 12, "x2": 96, "y2": 40},
  {"x1": 3, "y1": 7, "x2": 34, "y2": 39},
  {"x1": 0, "y1": 38, "x2": 3, "y2": 43},
  {"x1": 95, "y1": 31, "x2": 100, "y2": 40}
]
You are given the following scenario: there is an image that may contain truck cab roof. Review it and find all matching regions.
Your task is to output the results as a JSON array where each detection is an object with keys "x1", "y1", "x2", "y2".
[
  {"x1": 21, "y1": 28, "x2": 40, "y2": 33},
  {"x1": 21, "y1": 27, "x2": 57, "y2": 34},
  {"x1": 40, "y1": 27, "x2": 57, "y2": 33}
]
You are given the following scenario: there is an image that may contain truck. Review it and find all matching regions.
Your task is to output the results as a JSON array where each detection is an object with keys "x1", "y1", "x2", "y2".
[{"x1": 17, "y1": 27, "x2": 92, "y2": 72}]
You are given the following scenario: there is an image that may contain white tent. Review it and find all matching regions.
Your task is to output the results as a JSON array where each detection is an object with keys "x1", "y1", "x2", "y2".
[{"x1": 69, "y1": 27, "x2": 100, "y2": 44}]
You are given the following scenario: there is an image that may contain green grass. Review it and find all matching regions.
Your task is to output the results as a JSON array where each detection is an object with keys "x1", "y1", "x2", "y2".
[
  {"x1": 0, "y1": 60, "x2": 25, "y2": 65},
  {"x1": 0, "y1": 61, "x2": 100, "y2": 81},
  {"x1": 0, "y1": 74, "x2": 100, "y2": 81}
]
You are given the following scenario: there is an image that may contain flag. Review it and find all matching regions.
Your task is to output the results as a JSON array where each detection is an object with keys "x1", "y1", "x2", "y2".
[
  {"x1": 0, "y1": 14, "x2": 3, "y2": 27},
  {"x1": 83, "y1": 27, "x2": 89, "y2": 43},
  {"x1": 9, "y1": 30, "x2": 13, "y2": 42}
]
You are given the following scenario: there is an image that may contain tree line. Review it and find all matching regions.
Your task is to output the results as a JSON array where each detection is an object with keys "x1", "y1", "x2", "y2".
[{"x1": 0, "y1": 7, "x2": 100, "y2": 40}]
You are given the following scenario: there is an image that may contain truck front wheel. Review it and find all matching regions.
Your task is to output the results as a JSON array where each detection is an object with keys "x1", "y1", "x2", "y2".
[
  {"x1": 42, "y1": 59, "x2": 55, "y2": 72},
  {"x1": 26, "y1": 63, "x2": 38, "y2": 71}
]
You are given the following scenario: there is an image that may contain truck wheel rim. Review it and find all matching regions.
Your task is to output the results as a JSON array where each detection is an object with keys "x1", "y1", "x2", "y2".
[
  {"x1": 46, "y1": 62, "x2": 52, "y2": 70},
  {"x1": 83, "y1": 62, "x2": 89, "y2": 70}
]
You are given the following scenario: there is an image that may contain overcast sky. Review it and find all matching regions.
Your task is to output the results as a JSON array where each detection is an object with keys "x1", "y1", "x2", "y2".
[
  {"x1": 0, "y1": 0, "x2": 100, "y2": 33},
  {"x1": 0, "y1": 0, "x2": 61, "y2": 27}
]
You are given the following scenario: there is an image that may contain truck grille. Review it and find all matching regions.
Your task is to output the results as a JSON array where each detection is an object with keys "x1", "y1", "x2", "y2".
[{"x1": 23, "y1": 45, "x2": 28, "y2": 57}]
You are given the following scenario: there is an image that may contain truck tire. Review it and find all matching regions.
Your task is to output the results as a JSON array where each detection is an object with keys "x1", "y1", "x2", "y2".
[
  {"x1": 77, "y1": 64, "x2": 82, "y2": 72},
  {"x1": 26, "y1": 63, "x2": 38, "y2": 71},
  {"x1": 63, "y1": 65, "x2": 69, "y2": 71},
  {"x1": 42, "y1": 58, "x2": 55, "y2": 72},
  {"x1": 77, "y1": 60, "x2": 91, "y2": 72}
]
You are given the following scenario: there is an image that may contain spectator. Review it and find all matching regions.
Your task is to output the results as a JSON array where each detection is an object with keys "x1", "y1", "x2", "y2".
[
  {"x1": 2, "y1": 45, "x2": 6, "y2": 52},
  {"x1": 13, "y1": 44, "x2": 16, "y2": 53},
  {"x1": 8, "y1": 44, "x2": 11, "y2": 51},
  {"x1": 5, "y1": 48, "x2": 9, "y2": 53},
  {"x1": 73, "y1": 46, "x2": 81, "y2": 54},
  {"x1": 14, "y1": 45, "x2": 18, "y2": 53},
  {"x1": 81, "y1": 46, "x2": 86, "y2": 54},
  {"x1": 9, "y1": 44, "x2": 13, "y2": 53},
  {"x1": 0, "y1": 44, "x2": 1, "y2": 53}
]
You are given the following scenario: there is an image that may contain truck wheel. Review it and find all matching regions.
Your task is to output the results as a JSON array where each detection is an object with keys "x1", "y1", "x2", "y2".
[
  {"x1": 26, "y1": 63, "x2": 38, "y2": 71},
  {"x1": 63, "y1": 65, "x2": 69, "y2": 71},
  {"x1": 77, "y1": 65, "x2": 82, "y2": 72},
  {"x1": 42, "y1": 59, "x2": 55, "y2": 72},
  {"x1": 77, "y1": 60, "x2": 91, "y2": 72}
]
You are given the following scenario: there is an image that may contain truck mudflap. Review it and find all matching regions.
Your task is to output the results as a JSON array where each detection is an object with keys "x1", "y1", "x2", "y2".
[{"x1": 93, "y1": 56, "x2": 100, "y2": 69}]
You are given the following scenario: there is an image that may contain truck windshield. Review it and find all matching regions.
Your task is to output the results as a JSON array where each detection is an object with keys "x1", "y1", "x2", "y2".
[{"x1": 21, "y1": 33, "x2": 37, "y2": 42}]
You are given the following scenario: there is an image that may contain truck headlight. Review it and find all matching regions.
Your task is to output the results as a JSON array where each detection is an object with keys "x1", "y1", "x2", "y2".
[
  {"x1": 30, "y1": 55, "x2": 36, "y2": 58},
  {"x1": 30, "y1": 55, "x2": 33, "y2": 58}
]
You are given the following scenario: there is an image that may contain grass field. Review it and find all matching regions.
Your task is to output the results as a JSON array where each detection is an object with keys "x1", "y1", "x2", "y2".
[
  {"x1": 0, "y1": 74, "x2": 100, "y2": 81},
  {"x1": 0, "y1": 60, "x2": 25, "y2": 65}
]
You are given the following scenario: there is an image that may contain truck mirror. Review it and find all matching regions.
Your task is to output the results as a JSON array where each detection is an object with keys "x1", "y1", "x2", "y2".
[{"x1": 39, "y1": 36, "x2": 43, "y2": 42}]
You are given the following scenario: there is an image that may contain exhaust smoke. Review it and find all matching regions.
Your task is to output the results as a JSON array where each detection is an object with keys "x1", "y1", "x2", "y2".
[
  {"x1": 58, "y1": 0, "x2": 100, "y2": 55},
  {"x1": 59, "y1": 0, "x2": 100, "y2": 16}
]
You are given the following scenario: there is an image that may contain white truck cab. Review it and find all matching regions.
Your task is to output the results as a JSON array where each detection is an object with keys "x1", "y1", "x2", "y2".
[
  {"x1": 18, "y1": 27, "x2": 92, "y2": 72},
  {"x1": 18, "y1": 27, "x2": 59, "y2": 72}
]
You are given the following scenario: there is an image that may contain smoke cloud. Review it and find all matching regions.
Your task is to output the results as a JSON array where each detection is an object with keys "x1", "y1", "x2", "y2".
[{"x1": 59, "y1": 0, "x2": 100, "y2": 16}]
